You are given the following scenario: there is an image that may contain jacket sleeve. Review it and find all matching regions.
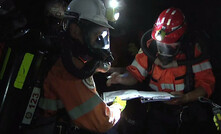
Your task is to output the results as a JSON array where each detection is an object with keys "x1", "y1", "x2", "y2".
[
  {"x1": 52, "y1": 75, "x2": 120, "y2": 133},
  {"x1": 40, "y1": 59, "x2": 121, "y2": 133},
  {"x1": 38, "y1": 73, "x2": 60, "y2": 117},
  {"x1": 127, "y1": 50, "x2": 149, "y2": 82},
  {"x1": 193, "y1": 44, "x2": 215, "y2": 97},
  {"x1": 193, "y1": 59, "x2": 215, "y2": 97}
]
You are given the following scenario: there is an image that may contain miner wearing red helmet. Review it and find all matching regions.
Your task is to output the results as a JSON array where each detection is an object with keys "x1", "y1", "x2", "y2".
[
  {"x1": 151, "y1": 7, "x2": 187, "y2": 66},
  {"x1": 152, "y1": 8, "x2": 187, "y2": 44},
  {"x1": 107, "y1": 7, "x2": 216, "y2": 134}
]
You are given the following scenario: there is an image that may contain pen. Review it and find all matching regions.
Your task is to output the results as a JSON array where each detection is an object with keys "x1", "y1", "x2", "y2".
[
  {"x1": 106, "y1": 73, "x2": 129, "y2": 79},
  {"x1": 106, "y1": 75, "x2": 112, "y2": 79}
]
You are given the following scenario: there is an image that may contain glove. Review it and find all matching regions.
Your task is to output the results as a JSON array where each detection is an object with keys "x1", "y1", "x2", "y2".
[
  {"x1": 213, "y1": 108, "x2": 221, "y2": 131},
  {"x1": 112, "y1": 96, "x2": 127, "y2": 112},
  {"x1": 198, "y1": 97, "x2": 221, "y2": 131}
]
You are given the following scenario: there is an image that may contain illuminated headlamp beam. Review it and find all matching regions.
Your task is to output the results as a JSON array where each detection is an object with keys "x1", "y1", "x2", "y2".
[
  {"x1": 109, "y1": 0, "x2": 119, "y2": 8},
  {"x1": 114, "y1": 12, "x2": 120, "y2": 20}
]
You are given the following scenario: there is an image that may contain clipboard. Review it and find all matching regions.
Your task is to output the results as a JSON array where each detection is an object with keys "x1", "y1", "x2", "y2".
[{"x1": 102, "y1": 89, "x2": 179, "y2": 103}]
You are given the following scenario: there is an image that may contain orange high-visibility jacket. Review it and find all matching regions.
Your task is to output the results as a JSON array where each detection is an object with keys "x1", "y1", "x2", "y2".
[
  {"x1": 38, "y1": 58, "x2": 120, "y2": 133},
  {"x1": 127, "y1": 40, "x2": 215, "y2": 96}
]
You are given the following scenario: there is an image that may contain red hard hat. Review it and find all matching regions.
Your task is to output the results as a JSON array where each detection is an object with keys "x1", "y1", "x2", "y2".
[{"x1": 151, "y1": 8, "x2": 187, "y2": 44}]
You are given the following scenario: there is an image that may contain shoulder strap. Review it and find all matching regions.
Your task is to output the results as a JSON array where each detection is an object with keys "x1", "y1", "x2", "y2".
[
  {"x1": 183, "y1": 39, "x2": 195, "y2": 93},
  {"x1": 147, "y1": 56, "x2": 154, "y2": 73}
]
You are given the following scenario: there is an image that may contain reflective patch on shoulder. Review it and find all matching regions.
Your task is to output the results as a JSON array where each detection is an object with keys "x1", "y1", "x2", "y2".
[
  {"x1": 138, "y1": 48, "x2": 143, "y2": 54},
  {"x1": 82, "y1": 76, "x2": 96, "y2": 89}
]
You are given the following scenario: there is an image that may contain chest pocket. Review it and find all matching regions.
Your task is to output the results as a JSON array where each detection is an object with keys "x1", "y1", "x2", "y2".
[{"x1": 150, "y1": 65, "x2": 186, "y2": 92}]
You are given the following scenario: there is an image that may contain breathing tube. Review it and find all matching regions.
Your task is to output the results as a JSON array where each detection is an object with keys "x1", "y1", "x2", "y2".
[{"x1": 140, "y1": 29, "x2": 209, "y2": 66}]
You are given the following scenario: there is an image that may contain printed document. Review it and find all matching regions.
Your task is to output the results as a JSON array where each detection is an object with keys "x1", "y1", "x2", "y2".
[{"x1": 102, "y1": 89, "x2": 177, "y2": 103}]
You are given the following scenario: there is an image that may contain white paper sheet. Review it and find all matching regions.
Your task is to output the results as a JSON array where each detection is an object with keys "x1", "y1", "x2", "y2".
[{"x1": 102, "y1": 89, "x2": 177, "y2": 103}]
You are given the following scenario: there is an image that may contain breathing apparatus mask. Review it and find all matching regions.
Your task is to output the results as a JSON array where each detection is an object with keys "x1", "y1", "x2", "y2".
[
  {"x1": 61, "y1": 19, "x2": 114, "y2": 79},
  {"x1": 156, "y1": 41, "x2": 181, "y2": 65},
  {"x1": 43, "y1": 0, "x2": 68, "y2": 38},
  {"x1": 81, "y1": 21, "x2": 113, "y2": 61},
  {"x1": 81, "y1": 20, "x2": 114, "y2": 72},
  {"x1": 0, "y1": 0, "x2": 28, "y2": 41}
]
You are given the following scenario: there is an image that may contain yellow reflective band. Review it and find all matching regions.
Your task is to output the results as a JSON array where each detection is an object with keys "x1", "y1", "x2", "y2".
[
  {"x1": 14, "y1": 53, "x2": 34, "y2": 89},
  {"x1": 0, "y1": 48, "x2": 11, "y2": 80}
]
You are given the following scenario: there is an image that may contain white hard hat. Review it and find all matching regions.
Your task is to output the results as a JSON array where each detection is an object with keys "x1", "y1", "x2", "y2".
[{"x1": 65, "y1": 0, "x2": 114, "y2": 29}]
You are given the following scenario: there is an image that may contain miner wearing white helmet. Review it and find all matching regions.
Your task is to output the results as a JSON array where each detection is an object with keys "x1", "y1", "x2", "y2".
[{"x1": 36, "y1": 0, "x2": 126, "y2": 134}]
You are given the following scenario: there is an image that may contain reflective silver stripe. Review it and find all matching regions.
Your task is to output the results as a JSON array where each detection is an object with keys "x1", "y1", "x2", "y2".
[
  {"x1": 82, "y1": 76, "x2": 96, "y2": 89},
  {"x1": 131, "y1": 59, "x2": 148, "y2": 77},
  {"x1": 192, "y1": 61, "x2": 212, "y2": 73},
  {"x1": 171, "y1": 10, "x2": 176, "y2": 15},
  {"x1": 38, "y1": 98, "x2": 64, "y2": 111},
  {"x1": 161, "y1": 84, "x2": 174, "y2": 90},
  {"x1": 166, "y1": 8, "x2": 170, "y2": 13},
  {"x1": 161, "y1": 83, "x2": 185, "y2": 91},
  {"x1": 175, "y1": 84, "x2": 185, "y2": 91},
  {"x1": 150, "y1": 83, "x2": 184, "y2": 91},
  {"x1": 68, "y1": 94, "x2": 103, "y2": 120},
  {"x1": 149, "y1": 83, "x2": 158, "y2": 91}
]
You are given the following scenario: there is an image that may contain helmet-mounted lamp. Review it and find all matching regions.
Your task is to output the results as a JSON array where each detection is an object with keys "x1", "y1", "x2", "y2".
[
  {"x1": 106, "y1": 0, "x2": 120, "y2": 22},
  {"x1": 155, "y1": 28, "x2": 166, "y2": 41},
  {"x1": 109, "y1": 0, "x2": 119, "y2": 8}
]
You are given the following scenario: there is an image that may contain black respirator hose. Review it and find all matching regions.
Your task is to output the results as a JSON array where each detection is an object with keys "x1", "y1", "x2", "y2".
[
  {"x1": 60, "y1": 34, "x2": 100, "y2": 79},
  {"x1": 61, "y1": 48, "x2": 100, "y2": 79},
  {"x1": 140, "y1": 29, "x2": 157, "y2": 62}
]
